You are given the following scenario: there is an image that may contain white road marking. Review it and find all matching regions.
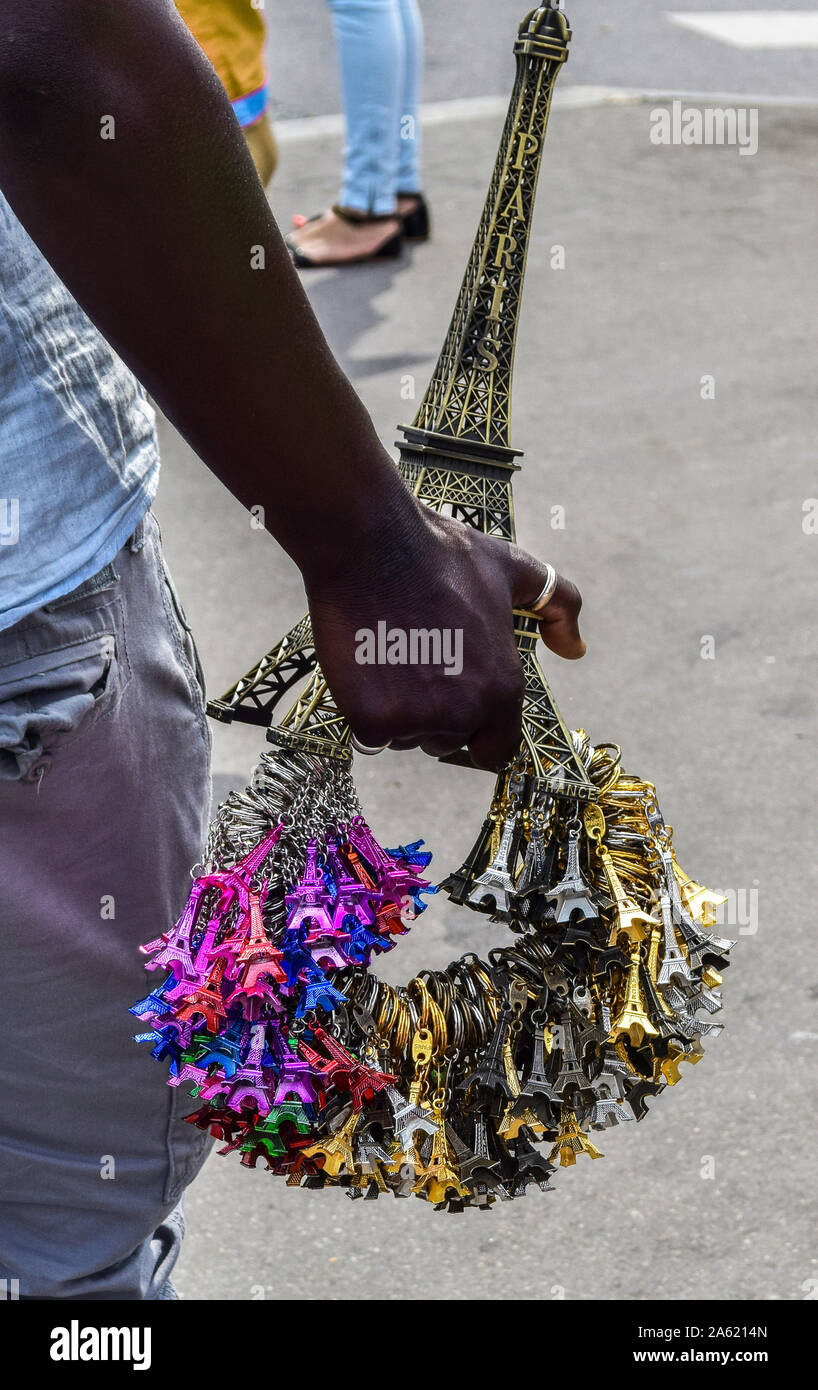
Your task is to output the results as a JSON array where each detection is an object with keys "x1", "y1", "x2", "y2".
[
  {"x1": 275, "y1": 84, "x2": 818, "y2": 143},
  {"x1": 669, "y1": 11, "x2": 818, "y2": 48}
]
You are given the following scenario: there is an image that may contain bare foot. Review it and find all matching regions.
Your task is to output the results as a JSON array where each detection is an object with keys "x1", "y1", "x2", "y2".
[{"x1": 288, "y1": 208, "x2": 401, "y2": 265}]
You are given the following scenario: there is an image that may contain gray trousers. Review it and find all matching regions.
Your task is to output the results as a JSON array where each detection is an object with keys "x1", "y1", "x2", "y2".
[{"x1": 0, "y1": 511, "x2": 214, "y2": 1299}]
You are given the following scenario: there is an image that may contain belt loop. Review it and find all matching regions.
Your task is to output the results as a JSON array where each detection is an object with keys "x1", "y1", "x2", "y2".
[{"x1": 129, "y1": 516, "x2": 146, "y2": 553}]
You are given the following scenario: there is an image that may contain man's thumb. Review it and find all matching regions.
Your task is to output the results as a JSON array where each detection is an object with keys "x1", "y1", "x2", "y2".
[{"x1": 510, "y1": 547, "x2": 587, "y2": 660}]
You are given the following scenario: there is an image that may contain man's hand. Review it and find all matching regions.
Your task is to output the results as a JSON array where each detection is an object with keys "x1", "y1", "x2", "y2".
[{"x1": 306, "y1": 503, "x2": 584, "y2": 771}]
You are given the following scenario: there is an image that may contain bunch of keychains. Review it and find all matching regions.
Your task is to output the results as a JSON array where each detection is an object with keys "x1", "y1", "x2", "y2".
[{"x1": 132, "y1": 734, "x2": 732, "y2": 1208}]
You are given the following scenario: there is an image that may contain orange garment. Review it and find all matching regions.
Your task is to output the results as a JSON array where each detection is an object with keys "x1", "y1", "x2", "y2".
[{"x1": 176, "y1": 0, "x2": 268, "y2": 126}]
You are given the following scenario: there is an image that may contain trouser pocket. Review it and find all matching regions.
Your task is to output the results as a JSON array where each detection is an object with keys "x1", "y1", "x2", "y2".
[{"x1": 0, "y1": 619, "x2": 125, "y2": 782}]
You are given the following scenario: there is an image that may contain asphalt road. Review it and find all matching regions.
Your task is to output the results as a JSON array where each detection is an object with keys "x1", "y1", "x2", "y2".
[
  {"x1": 153, "y1": 8, "x2": 818, "y2": 1301},
  {"x1": 265, "y1": 0, "x2": 818, "y2": 116}
]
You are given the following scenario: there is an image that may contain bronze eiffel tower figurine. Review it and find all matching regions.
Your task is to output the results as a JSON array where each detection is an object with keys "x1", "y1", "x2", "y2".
[{"x1": 206, "y1": 3, "x2": 595, "y2": 803}]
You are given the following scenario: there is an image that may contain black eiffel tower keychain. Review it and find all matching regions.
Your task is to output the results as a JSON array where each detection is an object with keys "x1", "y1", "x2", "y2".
[{"x1": 130, "y1": 4, "x2": 732, "y2": 1206}]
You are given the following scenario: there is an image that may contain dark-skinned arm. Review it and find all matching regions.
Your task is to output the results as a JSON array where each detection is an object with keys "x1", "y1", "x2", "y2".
[{"x1": 0, "y1": 0, "x2": 584, "y2": 769}]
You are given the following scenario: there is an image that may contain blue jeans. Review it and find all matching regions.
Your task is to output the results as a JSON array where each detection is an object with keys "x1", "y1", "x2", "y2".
[{"x1": 328, "y1": 0, "x2": 423, "y2": 214}]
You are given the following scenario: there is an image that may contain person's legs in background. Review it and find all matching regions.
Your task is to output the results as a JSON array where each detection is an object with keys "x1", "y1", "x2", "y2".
[
  {"x1": 395, "y1": 0, "x2": 424, "y2": 223},
  {"x1": 288, "y1": 0, "x2": 425, "y2": 266},
  {"x1": 331, "y1": 0, "x2": 404, "y2": 216}
]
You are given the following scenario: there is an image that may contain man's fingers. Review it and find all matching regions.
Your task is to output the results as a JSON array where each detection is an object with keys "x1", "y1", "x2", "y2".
[
  {"x1": 464, "y1": 680, "x2": 524, "y2": 771},
  {"x1": 509, "y1": 547, "x2": 586, "y2": 660},
  {"x1": 418, "y1": 734, "x2": 472, "y2": 759},
  {"x1": 466, "y1": 716, "x2": 523, "y2": 772},
  {"x1": 535, "y1": 575, "x2": 586, "y2": 659}
]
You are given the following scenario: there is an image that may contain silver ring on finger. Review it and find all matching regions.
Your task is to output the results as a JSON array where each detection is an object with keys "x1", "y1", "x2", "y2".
[
  {"x1": 524, "y1": 563, "x2": 558, "y2": 615},
  {"x1": 351, "y1": 735, "x2": 392, "y2": 756}
]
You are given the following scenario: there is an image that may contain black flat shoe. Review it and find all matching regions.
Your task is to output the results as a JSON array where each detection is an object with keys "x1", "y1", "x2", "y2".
[{"x1": 285, "y1": 204, "x2": 403, "y2": 268}]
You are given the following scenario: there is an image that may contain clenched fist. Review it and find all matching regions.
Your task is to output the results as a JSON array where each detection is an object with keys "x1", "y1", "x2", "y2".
[{"x1": 306, "y1": 503, "x2": 585, "y2": 772}]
